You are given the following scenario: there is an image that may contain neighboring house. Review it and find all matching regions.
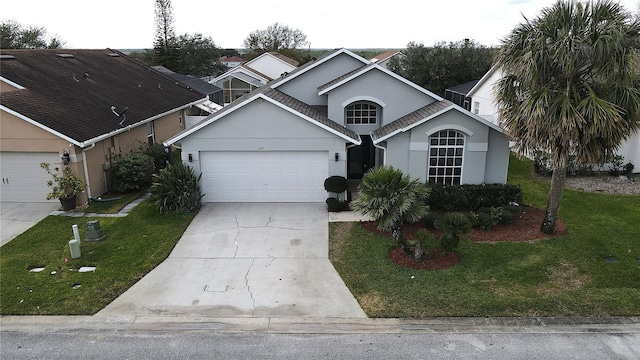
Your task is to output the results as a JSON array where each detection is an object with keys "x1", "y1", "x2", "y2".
[
  {"x1": 0, "y1": 49, "x2": 208, "y2": 206},
  {"x1": 219, "y1": 55, "x2": 244, "y2": 68},
  {"x1": 165, "y1": 48, "x2": 510, "y2": 203},
  {"x1": 369, "y1": 50, "x2": 401, "y2": 69},
  {"x1": 465, "y1": 66, "x2": 640, "y2": 170},
  {"x1": 152, "y1": 65, "x2": 224, "y2": 106},
  {"x1": 152, "y1": 65, "x2": 223, "y2": 128},
  {"x1": 444, "y1": 80, "x2": 479, "y2": 112},
  {"x1": 209, "y1": 52, "x2": 299, "y2": 105}
]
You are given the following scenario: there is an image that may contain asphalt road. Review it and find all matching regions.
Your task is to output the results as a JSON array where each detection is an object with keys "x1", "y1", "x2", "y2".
[{"x1": 2, "y1": 331, "x2": 639, "y2": 359}]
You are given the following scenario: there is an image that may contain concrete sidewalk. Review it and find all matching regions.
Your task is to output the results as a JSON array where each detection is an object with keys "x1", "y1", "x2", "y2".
[{"x1": 98, "y1": 203, "x2": 366, "y2": 318}]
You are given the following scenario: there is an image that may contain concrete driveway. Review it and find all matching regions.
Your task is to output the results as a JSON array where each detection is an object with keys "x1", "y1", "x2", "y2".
[
  {"x1": 1, "y1": 202, "x2": 59, "y2": 247},
  {"x1": 98, "y1": 203, "x2": 366, "y2": 318}
]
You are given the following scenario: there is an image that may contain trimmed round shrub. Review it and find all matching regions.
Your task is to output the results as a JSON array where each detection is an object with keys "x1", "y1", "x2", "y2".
[
  {"x1": 150, "y1": 162, "x2": 204, "y2": 213},
  {"x1": 324, "y1": 176, "x2": 348, "y2": 195},
  {"x1": 326, "y1": 197, "x2": 348, "y2": 212},
  {"x1": 111, "y1": 153, "x2": 155, "y2": 192}
]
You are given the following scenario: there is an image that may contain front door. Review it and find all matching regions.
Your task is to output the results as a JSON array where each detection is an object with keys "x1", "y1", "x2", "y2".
[{"x1": 347, "y1": 135, "x2": 376, "y2": 179}]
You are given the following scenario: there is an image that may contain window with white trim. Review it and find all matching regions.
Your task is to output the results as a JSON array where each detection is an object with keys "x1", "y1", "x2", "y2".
[
  {"x1": 346, "y1": 101, "x2": 378, "y2": 124},
  {"x1": 147, "y1": 121, "x2": 155, "y2": 144},
  {"x1": 427, "y1": 130, "x2": 464, "y2": 185}
]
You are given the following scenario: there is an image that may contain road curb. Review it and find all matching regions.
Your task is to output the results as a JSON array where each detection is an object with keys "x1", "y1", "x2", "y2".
[{"x1": 2, "y1": 316, "x2": 638, "y2": 334}]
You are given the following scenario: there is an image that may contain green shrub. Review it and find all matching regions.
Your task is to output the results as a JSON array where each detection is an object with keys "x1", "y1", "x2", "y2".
[
  {"x1": 149, "y1": 162, "x2": 204, "y2": 213},
  {"x1": 326, "y1": 197, "x2": 349, "y2": 212},
  {"x1": 111, "y1": 153, "x2": 155, "y2": 192},
  {"x1": 477, "y1": 212, "x2": 495, "y2": 230},
  {"x1": 427, "y1": 183, "x2": 522, "y2": 212},
  {"x1": 438, "y1": 212, "x2": 472, "y2": 253},
  {"x1": 414, "y1": 229, "x2": 437, "y2": 250},
  {"x1": 324, "y1": 176, "x2": 348, "y2": 196},
  {"x1": 422, "y1": 212, "x2": 440, "y2": 228},
  {"x1": 139, "y1": 142, "x2": 167, "y2": 172},
  {"x1": 608, "y1": 155, "x2": 625, "y2": 175},
  {"x1": 500, "y1": 208, "x2": 516, "y2": 225},
  {"x1": 624, "y1": 162, "x2": 634, "y2": 175}
]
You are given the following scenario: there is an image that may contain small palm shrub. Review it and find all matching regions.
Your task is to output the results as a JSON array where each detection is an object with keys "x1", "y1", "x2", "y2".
[
  {"x1": 149, "y1": 162, "x2": 204, "y2": 213},
  {"x1": 438, "y1": 212, "x2": 472, "y2": 253},
  {"x1": 351, "y1": 165, "x2": 429, "y2": 256},
  {"x1": 111, "y1": 153, "x2": 155, "y2": 192}
]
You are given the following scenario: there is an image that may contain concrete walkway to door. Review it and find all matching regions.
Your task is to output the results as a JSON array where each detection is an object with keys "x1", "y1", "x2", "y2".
[{"x1": 98, "y1": 203, "x2": 366, "y2": 318}]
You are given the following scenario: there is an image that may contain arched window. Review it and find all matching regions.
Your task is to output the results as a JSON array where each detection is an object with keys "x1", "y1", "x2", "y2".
[
  {"x1": 427, "y1": 130, "x2": 464, "y2": 185},
  {"x1": 345, "y1": 101, "x2": 378, "y2": 125}
]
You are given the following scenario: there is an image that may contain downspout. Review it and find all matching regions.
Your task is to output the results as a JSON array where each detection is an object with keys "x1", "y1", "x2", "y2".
[
  {"x1": 81, "y1": 143, "x2": 96, "y2": 200},
  {"x1": 373, "y1": 142, "x2": 387, "y2": 165}
]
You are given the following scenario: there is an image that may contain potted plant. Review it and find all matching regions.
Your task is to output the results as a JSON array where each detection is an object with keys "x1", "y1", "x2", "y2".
[{"x1": 40, "y1": 162, "x2": 87, "y2": 211}]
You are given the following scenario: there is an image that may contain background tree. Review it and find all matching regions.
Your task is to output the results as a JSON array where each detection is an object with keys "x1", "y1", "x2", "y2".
[
  {"x1": 176, "y1": 33, "x2": 226, "y2": 77},
  {"x1": 1, "y1": 20, "x2": 64, "y2": 49},
  {"x1": 242, "y1": 22, "x2": 308, "y2": 61},
  {"x1": 495, "y1": 0, "x2": 640, "y2": 234},
  {"x1": 153, "y1": 0, "x2": 180, "y2": 71},
  {"x1": 388, "y1": 39, "x2": 495, "y2": 96}
]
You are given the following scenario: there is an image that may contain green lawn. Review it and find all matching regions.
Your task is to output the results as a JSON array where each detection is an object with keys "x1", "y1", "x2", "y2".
[
  {"x1": 0, "y1": 201, "x2": 194, "y2": 315},
  {"x1": 330, "y1": 154, "x2": 640, "y2": 317}
]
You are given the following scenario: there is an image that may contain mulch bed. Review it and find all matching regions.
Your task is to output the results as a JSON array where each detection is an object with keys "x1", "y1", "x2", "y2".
[{"x1": 361, "y1": 206, "x2": 568, "y2": 270}]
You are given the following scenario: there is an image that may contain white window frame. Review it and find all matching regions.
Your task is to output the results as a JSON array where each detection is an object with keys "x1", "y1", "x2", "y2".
[
  {"x1": 147, "y1": 121, "x2": 155, "y2": 144},
  {"x1": 427, "y1": 130, "x2": 465, "y2": 185},
  {"x1": 345, "y1": 101, "x2": 378, "y2": 125}
]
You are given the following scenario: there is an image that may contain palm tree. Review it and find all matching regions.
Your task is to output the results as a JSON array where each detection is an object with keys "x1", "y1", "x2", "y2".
[
  {"x1": 351, "y1": 166, "x2": 429, "y2": 257},
  {"x1": 495, "y1": 0, "x2": 640, "y2": 234}
]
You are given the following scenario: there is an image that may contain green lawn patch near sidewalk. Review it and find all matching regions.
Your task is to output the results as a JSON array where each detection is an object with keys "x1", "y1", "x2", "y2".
[
  {"x1": 0, "y1": 201, "x2": 194, "y2": 315},
  {"x1": 330, "y1": 155, "x2": 640, "y2": 317},
  {"x1": 82, "y1": 189, "x2": 147, "y2": 214}
]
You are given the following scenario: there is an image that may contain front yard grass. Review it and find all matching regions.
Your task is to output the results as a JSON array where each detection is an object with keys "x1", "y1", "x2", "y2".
[
  {"x1": 0, "y1": 201, "x2": 194, "y2": 315},
  {"x1": 330, "y1": 154, "x2": 640, "y2": 317}
]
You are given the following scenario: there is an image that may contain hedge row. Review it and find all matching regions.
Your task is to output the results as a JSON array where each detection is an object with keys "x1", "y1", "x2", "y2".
[{"x1": 427, "y1": 183, "x2": 523, "y2": 212}]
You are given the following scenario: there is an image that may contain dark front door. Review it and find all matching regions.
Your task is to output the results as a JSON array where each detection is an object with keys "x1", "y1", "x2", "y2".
[{"x1": 348, "y1": 135, "x2": 376, "y2": 179}]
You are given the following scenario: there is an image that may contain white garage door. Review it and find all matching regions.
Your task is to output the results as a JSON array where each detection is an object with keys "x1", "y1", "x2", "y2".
[
  {"x1": 201, "y1": 151, "x2": 328, "y2": 202},
  {"x1": 1, "y1": 152, "x2": 61, "y2": 202}
]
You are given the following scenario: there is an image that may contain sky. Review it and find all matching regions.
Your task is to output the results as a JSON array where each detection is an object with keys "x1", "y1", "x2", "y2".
[{"x1": 2, "y1": 0, "x2": 639, "y2": 50}]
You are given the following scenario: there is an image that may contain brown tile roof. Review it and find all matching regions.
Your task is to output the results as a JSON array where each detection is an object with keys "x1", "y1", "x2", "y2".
[
  {"x1": 370, "y1": 50, "x2": 400, "y2": 62},
  {"x1": 0, "y1": 49, "x2": 205, "y2": 144},
  {"x1": 372, "y1": 100, "x2": 455, "y2": 141}
]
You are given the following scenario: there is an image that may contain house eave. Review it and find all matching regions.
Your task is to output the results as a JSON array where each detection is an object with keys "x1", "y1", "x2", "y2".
[
  {"x1": 372, "y1": 104, "x2": 505, "y2": 144},
  {"x1": 0, "y1": 76, "x2": 26, "y2": 90},
  {"x1": 164, "y1": 93, "x2": 361, "y2": 147}
]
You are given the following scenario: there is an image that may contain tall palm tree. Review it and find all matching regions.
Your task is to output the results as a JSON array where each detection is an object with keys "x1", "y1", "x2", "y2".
[
  {"x1": 351, "y1": 166, "x2": 429, "y2": 256},
  {"x1": 495, "y1": 0, "x2": 640, "y2": 234}
]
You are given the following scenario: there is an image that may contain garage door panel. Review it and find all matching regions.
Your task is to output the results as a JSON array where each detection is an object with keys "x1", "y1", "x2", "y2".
[
  {"x1": 201, "y1": 151, "x2": 328, "y2": 203},
  {"x1": 1, "y1": 152, "x2": 61, "y2": 202}
]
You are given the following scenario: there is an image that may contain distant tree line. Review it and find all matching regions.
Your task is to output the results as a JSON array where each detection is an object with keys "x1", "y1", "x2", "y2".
[
  {"x1": 0, "y1": 20, "x2": 64, "y2": 49},
  {"x1": 388, "y1": 39, "x2": 497, "y2": 96}
]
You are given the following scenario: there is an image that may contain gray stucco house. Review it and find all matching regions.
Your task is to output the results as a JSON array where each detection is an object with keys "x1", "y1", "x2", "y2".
[{"x1": 164, "y1": 49, "x2": 510, "y2": 203}]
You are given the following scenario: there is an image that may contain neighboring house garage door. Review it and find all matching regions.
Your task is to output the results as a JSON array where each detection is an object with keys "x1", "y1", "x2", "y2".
[
  {"x1": 0, "y1": 152, "x2": 60, "y2": 202},
  {"x1": 200, "y1": 151, "x2": 328, "y2": 202}
]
